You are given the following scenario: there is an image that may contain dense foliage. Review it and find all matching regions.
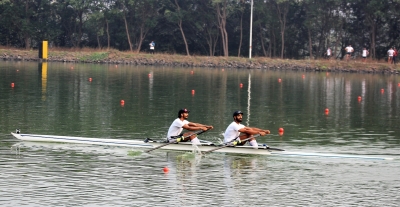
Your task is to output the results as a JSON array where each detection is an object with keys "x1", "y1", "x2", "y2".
[{"x1": 1, "y1": 0, "x2": 399, "y2": 59}]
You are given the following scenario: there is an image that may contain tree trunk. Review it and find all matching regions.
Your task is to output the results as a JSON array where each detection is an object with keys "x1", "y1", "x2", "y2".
[
  {"x1": 238, "y1": 10, "x2": 243, "y2": 57},
  {"x1": 275, "y1": 1, "x2": 289, "y2": 59},
  {"x1": 123, "y1": 14, "x2": 133, "y2": 52},
  {"x1": 178, "y1": 20, "x2": 190, "y2": 56},
  {"x1": 216, "y1": 2, "x2": 229, "y2": 57},
  {"x1": 259, "y1": 24, "x2": 267, "y2": 56},
  {"x1": 97, "y1": 35, "x2": 101, "y2": 49},
  {"x1": 308, "y1": 28, "x2": 313, "y2": 58},
  {"x1": 175, "y1": 0, "x2": 190, "y2": 56},
  {"x1": 106, "y1": 19, "x2": 110, "y2": 50}
]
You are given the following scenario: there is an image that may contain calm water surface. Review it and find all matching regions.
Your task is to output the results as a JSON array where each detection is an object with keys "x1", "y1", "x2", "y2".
[{"x1": 1, "y1": 61, "x2": 400, "y2": 206}]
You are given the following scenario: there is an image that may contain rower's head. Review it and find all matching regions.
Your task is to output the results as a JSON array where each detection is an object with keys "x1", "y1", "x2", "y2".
[
  {"x1": 233, "y1": 110, "x2": 243, "y2": 123},
  {"x1": 178, "y1": 108, "x2": 190, "y2": 119}
]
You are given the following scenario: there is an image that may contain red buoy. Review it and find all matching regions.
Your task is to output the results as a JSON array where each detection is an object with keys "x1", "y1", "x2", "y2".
[
  {"x1": 357, "y1": 96, "x2": 362, "y2": 101},
  {"x1": 381, "y1": 89, "x2": 384, "y2": 93},
  {"x1": 191, "y1": 71, "x2": 194, "y2": 75},
  {"x1": 278, "y1": 78, "x2": 282, "y2": 83},
  {"x1": 163, "y1": 167, "x2": 169, "y2": 173},
  {"x1": 302, "y1": 75, "x2": 305, "y2": 79},
  {"x1": 88, "y1": 78, "x2": 92, "y2": 82},
  {"x1": 11, "y1": 83, "x2": 15, "y2": 88},
  {"x1": 191, "y1": 90, "x2": 195, "y2": 95},
  {"x1": 148, "y1": 74, "x2": 151, "y2": 77},
  {"x1": 278, "y1": 128, "x2": 284, "y2": 133},
  {"x1": 240, "y1": 83, "x2": 243, "y2": 88},
  {"x1": 120, "y1": 100, "x2": 125, "y2": 106},
  {"x1": 325, "y1": 108, "x2": 329, "y2": 115},
  {"x1": 278, "y1": 132, "x2": 284, "y2": 136}
]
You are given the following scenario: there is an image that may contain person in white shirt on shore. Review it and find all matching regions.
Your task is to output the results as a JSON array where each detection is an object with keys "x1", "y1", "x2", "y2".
[
  {"x1": 223, "y1": 111, "x2": 270, "y2": 149},
  {"x1": 388, "y1": 47, "x2": 395, "y2": 64},
  {"x1": 362, "y1": 48, "x2": 369, "y2": 63},
  {"x1": 344, "y1": 45, "x2": 354, "y2": 61}
]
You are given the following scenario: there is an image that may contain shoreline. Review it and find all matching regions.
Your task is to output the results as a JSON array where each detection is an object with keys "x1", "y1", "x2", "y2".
[{"x1": 1, "y1": 48, "x2": 399, "y2": 74}]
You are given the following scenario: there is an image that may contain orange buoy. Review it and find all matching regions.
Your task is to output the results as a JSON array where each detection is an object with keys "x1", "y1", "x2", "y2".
[
  {"x1": 240, "y1": 83, "x2": 243, "y2": 88},
  {"x1": 88, "y1": 78, "x2": 92, "y2": 82},
  {"x1": 11, "y1": 83, "x2": 15, "y2": 88},
  {"x1": 163, "y1": 167, "x2": 169, "y2": 173}
]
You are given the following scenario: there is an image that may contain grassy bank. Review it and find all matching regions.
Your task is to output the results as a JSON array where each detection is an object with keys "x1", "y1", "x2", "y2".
[{"x1": 1, "y1": 47, "x2": 399, "y2": 73}]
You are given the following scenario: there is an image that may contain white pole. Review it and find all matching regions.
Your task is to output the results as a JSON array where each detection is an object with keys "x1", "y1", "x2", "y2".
[{"x1": 249, "y1": 0, "x2": 253, "y2": 59}]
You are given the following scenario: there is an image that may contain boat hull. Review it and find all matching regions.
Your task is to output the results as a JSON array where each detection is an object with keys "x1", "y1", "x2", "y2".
[{"x1": 11, "y1": 132, "x2": 274, "y2": 155}]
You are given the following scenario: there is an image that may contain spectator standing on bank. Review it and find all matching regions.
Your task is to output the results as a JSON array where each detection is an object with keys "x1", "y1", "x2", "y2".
[
  {"x1": 149, "y1": 41, "x2": 155, "y2": 54},
  {"x1": 393, "y1": 47, "x2": 398, "y2": 65},
  {"x1": 344, "y1": 45, "x2": 354, "y2": 61},
  {"x1": 362, "y1": 48, "x2": 369, "y2": 63},
  {"x1": 325, "y1": 48, "x2": 332, "y2": 60},
  {"x1": 388, "y1": 47, "x2": 395, "y2": 64}
]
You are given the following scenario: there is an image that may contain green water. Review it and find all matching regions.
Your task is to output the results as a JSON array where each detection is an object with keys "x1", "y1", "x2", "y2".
[{"x1": 1, "y1": 61, "x2": 399, "y2": 206}]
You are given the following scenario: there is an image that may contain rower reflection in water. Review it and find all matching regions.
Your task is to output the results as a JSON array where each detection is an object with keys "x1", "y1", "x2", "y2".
[
  {"x1": 167, "y1": 108, "x2": 213, "y2": 144},
  {"x1": 224, "y1": 111, "x2": 271, "y2": 148}
]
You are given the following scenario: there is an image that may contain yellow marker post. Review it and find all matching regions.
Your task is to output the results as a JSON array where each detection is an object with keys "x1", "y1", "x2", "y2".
[
  {"x1": 42, "y1": 41, "x2": 48, "y2": 60},
  {"x1": 41, "y1": 62, "x2": 48, "y2": 101}
]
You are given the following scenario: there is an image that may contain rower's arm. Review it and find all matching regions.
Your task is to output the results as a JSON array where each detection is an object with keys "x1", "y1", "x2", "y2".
[
  {"x1": 239, "y1": 127, "x2": 270, "y2": 136},
  {"x1": 188, "y1": 122, "x2": 213, "y2": 130},
  {"x1": 183, "y1": 123, "x2": 213, "y2": 131}
]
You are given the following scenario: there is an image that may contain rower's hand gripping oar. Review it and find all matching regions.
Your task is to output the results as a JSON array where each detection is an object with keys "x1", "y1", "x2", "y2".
[
  {"x1": 145, "y1": 130, "x2": 205, "y2": 153},
  {"x1": 202, "y1": 134, "x2": 261, "y2": 155}
]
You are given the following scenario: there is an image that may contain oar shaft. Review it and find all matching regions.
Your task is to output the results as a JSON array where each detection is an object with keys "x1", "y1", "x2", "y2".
[
  {"x1": 203, "y1": 134, "x2": 261, "y2": 154},
  {"x1": 145, "y1": 130, "x2": 204, "y2": 153}
]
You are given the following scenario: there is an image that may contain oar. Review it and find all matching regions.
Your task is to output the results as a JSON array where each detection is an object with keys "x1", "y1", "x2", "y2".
[
  {"x1": 145, "y1": 130, "x2": 205, "y2": 153},
  {"x1": 266, "y1": 147, "x2": 285, "y2": 151},
  {"x1": 202, "y1": 134, "x2": 261, "y2": 155}
]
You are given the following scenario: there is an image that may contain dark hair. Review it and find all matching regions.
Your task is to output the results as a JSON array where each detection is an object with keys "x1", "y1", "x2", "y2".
[{"x1": 178, "y1": 108, "x2": 190, "y2": 118}]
